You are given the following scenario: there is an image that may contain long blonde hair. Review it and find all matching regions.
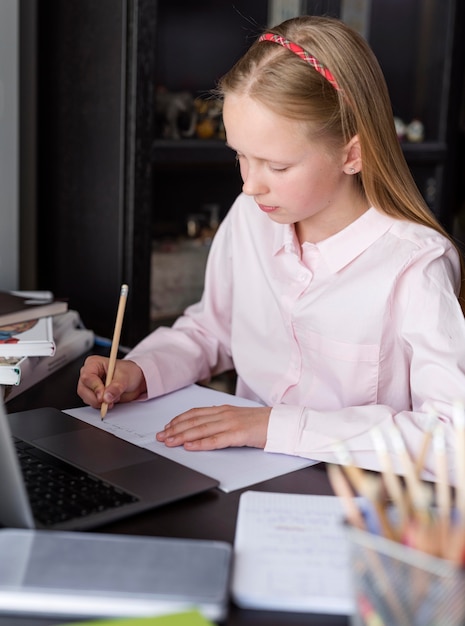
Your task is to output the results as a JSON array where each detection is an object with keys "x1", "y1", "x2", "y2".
[{"x1": 217, "y1": 15, "x2": 465, "y2": 311}]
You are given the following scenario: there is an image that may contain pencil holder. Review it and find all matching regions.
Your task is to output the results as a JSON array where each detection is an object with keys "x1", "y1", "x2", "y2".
[{"x1": 346, "y1": 525, "x2": 465, "y2": 626}]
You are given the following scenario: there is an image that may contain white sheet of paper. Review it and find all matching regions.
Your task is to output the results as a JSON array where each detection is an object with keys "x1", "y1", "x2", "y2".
[
  {"x1": 65, "y1": 384, "x2": 316, "y2": 492},
  {"x1": 232, "y1": 491, "x2": 354, "y2": 614}
]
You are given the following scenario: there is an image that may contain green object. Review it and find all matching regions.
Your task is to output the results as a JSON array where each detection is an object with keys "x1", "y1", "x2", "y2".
[{"x1": 59, "y1": 610, "x2": 215, "y2": 626}]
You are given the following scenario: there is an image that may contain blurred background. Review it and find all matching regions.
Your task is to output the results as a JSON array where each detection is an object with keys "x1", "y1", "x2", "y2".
[{"x1": 1, "y1": 0, "x2": 464, "y2": 346}]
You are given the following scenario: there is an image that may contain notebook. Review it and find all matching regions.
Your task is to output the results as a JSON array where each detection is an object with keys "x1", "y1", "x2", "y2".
[
  {"x1": 0, "y1": 395, "x2": 219, "y2": 531},
  {"x1": 231, "y1": 491, "x2": 355, "y2": 615}
]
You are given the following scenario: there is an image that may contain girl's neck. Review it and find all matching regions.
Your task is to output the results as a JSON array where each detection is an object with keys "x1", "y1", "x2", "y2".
[{"x1": 296, "y1": 192, "x2": 370, "y2": 245}]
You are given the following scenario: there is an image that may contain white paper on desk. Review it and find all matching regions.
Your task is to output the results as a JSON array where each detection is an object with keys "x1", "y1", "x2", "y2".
[
  {"x1": 232, "y1": 491, "x2": 354, "y2": 615},
  {"x1": 64, "y1": 384, "x2": 316, "y2": 492}
]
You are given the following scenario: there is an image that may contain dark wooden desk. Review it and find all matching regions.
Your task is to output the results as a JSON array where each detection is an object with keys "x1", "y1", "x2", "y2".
[{"x1": 4, "y1": 353, "x2": 349, "y2": 626}]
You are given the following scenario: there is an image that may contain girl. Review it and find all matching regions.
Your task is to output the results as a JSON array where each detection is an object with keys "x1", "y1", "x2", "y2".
[{"x1": 78, "y1": 16, "x2": 465, "y2": 477}]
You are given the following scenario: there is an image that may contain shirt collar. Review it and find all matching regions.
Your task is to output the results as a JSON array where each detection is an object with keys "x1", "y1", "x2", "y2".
[
  {"x1": 273, "y1": 207, "x2": 395, "y2": 272},
  {"x1": 273, "y1": 223, "x2": 299, "y2": 256}
]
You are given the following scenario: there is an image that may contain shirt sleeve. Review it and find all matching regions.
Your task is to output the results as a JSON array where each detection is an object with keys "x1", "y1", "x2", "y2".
[
  {"x1": 125, "y1": 213, "x2": 235, "y2": 399},
  {"x1": 266, "y1": 241, "x2": 465, "y2": 483}
]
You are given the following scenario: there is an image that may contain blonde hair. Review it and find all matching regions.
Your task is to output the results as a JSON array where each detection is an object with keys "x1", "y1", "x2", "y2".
[{"x1": 217, "y1": 15, "x2": 465, "y2": 311}]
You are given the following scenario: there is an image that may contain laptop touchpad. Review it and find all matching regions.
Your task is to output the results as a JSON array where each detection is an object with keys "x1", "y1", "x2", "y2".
[{"x1": 34, "y1": 429, "x2": 155, "y2": 474}]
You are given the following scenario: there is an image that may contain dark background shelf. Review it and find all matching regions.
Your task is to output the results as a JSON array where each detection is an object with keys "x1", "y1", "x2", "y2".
[
  {"x1": 401, "y1": 142, "x2": 448, "y2": 163},
  {"x1": 152, "y1": 139, "x2": 237, "y2": 164}
]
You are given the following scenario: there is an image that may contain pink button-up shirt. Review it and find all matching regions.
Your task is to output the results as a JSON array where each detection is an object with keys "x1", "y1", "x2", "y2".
[{"x1": 127, "y1": 193, "x2": 465, "y2": 478}]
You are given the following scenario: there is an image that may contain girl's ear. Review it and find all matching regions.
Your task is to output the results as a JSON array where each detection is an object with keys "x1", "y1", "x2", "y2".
[{"x1": 343, "y1": 135, "x2": 362, "y2": 175}]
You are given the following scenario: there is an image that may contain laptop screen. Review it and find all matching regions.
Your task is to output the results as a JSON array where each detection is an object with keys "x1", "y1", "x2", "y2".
[{"x1": 0, "y1": 393, "x2": 35, "y2": 529}]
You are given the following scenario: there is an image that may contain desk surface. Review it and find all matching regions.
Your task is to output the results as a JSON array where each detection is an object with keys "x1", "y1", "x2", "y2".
[{"x1": 4, "y1": 352, "x2": 349, "y2": 626}]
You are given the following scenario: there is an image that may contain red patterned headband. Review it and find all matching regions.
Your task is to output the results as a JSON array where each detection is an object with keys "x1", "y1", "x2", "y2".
[{"x1": 258, "y1": 33, "x2": 341, "y2": 91}]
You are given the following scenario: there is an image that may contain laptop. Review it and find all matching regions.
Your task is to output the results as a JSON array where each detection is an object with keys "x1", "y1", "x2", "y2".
[
  {"x1": 0, "y1": 395, "x2": 219, "y2": 530},
  {"x1": 0, "y1": 529, "x2": 232, "y2": 621},
  {"x1": 0, "y1": 394, "x2": 232, "y2": 621}
]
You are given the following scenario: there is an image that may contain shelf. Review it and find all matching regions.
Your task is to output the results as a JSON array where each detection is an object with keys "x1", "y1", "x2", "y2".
[
  {"x1": 401, "y1": 142, "x2": 448, "y2": 164},
  {"x1": 152, "y1": 139, "x2": 235, "y2": 165}
]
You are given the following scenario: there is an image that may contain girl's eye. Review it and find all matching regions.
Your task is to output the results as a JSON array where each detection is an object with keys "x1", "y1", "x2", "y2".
[{"x1": 269, "y1": 165, "x2": 288, "y2": 172}]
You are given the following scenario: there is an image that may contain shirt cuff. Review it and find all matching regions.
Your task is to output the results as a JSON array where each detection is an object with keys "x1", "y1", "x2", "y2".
[
  {"x1": 124, "y1": 353, "x2": 163, "y2": 399},
  {"x1": 265, "y1": 404, "x2": 304, "y2": 455}
]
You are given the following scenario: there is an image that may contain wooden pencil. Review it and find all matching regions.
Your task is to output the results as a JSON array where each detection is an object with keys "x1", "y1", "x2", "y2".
[
  {"x1": 327, "y1": 463, "x2": 366, "y2": 530},
  {"x1": 433, "y1": 422, "x2": 451, "y2": 557},
  {"x1": 386, "y1": 424, "x2": 420, "y2": 517},
  {"x1": 370, "y1": 427, "x2": 408, "y2": 535},
  {"x1": 453, "y1": 401, "x2": 465, "y2": 522},
  {"x1": 414, "y1": 406, "x2": 437, "y2": 479},
  {"x1": 100, "y1": 284, "x2": 129, "y2": 420},
  {"x1": 333, "y1": 441, "x2": 367, "y2": 495}
]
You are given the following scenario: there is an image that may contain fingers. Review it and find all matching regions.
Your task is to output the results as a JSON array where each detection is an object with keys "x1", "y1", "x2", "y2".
[
  {"x1": 77, "y1": 356, "x2": 147, "y2": 410},
  {"x1": 157, "y1": 406, "x2": 232, "y2": 450},
  {"x1": 156, "y1": 405, "x2": 270, "y2": 450},
  {"x1": 77, "y1": 356, "x2": 108, "y2": 408}
]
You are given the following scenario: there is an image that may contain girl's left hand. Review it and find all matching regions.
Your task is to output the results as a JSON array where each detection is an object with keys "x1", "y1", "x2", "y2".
[{"x1": 156, "y1": 404, "x2": 272, "y2": 450}]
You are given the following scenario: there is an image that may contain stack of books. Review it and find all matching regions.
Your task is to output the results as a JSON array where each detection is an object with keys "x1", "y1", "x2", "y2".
[{"x1": 0, "y1": 291, "x2": 95, "y2": 396}]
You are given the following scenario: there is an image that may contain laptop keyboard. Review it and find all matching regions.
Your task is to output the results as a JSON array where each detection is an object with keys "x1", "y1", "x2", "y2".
[{"x1": 14, "y1": 436, "x2": 140, "y2": 527}]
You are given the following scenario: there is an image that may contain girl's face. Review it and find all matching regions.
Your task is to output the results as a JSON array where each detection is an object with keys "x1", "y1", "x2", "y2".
[{"x1": 222, "y1": 93, "x2": 366, "y2": 243}]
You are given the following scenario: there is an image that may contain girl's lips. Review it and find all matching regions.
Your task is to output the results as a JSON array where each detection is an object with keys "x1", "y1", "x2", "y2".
[{"x1": 257, "y1": 203, "x2": 278, "y2": 213}]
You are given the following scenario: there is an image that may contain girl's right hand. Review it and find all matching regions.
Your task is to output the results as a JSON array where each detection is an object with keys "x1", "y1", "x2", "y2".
[{"x1": 77, "y1": 355, "x2": 147, "y2": 411}]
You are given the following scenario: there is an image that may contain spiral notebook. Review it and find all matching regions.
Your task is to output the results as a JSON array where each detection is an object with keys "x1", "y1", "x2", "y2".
[{"x1": 232, "y1": 491, "x2": 355, "y2": 615}]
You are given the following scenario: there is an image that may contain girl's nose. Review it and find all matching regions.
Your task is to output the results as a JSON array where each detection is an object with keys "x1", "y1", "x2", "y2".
[{"x1": 241, "y1": 167, "x2": 267, "y2": 197}]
